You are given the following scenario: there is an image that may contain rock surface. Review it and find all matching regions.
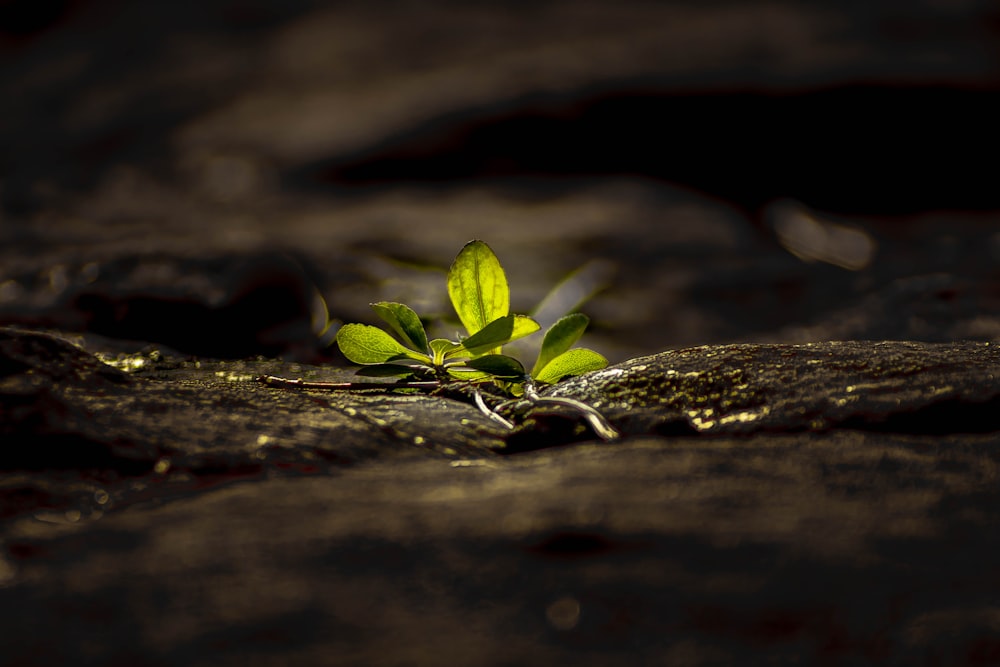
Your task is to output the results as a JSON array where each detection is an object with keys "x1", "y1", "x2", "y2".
[
  {"x1": 3, "y1": 2, "x2": 1000, "y2": 665},
  {"x1": 2, "y1": 327, "x2": 1000, "y2": 665}
]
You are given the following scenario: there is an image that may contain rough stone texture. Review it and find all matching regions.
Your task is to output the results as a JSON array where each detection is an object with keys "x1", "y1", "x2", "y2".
[
  {"x1": 3, "y1": 1, "x2": 1000, "y2": 665},
  {"x1": 545, "y1": 341, "x2": 1000, "y2": 437},
  {"x1": 4, "y1": 436, "x2": 1000, "y2": 666},
  {"x1": 2, "y1": 328, "x2": 1000, "y2": 665},
  {"x1": 0, "y1": 327, "x2": 509, "y2": 519}
]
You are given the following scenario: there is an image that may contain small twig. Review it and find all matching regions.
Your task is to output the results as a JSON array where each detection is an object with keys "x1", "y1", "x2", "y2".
[
  {"x1": 256, "y1": 374, "x2": 618, "y2": 441},
  {"x1": 255, "y1": 375, "x2": 441, "y2": 391}
]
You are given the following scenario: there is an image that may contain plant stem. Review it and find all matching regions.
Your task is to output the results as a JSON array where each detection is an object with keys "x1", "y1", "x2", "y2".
[
  {"x1": 521, "y1": 380, "x2": 620, "y2": 441},
  {"x1": 473, "y1": 389, "x2": 515, "y2": 429},
  {"x1": 256, "y1": 374, "x2": 618, "y2": 441},
  {"x1": 255, "y1": 375, "x2": 441, "y2": 391}
]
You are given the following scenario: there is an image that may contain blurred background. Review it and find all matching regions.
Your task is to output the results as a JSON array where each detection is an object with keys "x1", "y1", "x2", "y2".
[{"x1": 2, "y1": 0, "x2": 999, "y2": 364}]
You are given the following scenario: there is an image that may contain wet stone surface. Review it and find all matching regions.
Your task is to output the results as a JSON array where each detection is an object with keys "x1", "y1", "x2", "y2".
[
  {"x1": 3, "y1": 0, "x2": 1000, "y2": 663},
  {"x1": 543, "y1": 341, "x2": 1000, "y2": 438},
  {"x1": 2, "y1": 326, "x2": 1000, "y2": 665},
  {"x1": 0, "y1": 327, "x2": 509, "y2": 519}
]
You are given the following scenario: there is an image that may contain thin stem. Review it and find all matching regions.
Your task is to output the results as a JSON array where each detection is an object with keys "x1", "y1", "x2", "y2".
[
  {"x1": 256, "y1": 375, "x2": 441, "y2": 391},
  {"x1": 522, "y1": 380, "x2": 620, "y2": 441},
  {"x1": 256, "y1": 374, "x2": 618, "y2": 441},
  {"x1": 473, "y1": 389, "x2": 515, "y2": 429}
]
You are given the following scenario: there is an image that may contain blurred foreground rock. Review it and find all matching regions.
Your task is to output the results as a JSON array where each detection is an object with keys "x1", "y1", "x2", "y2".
[{"x1": 2, "y1": 326, "x2": 1000, "y2": 665}]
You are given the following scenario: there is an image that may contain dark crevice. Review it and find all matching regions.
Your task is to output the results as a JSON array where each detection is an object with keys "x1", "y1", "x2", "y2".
[
  {"x1": 501, "y1": 413, "x2": 605, "y2": 453},
  {"x1": 836, "y1": 395, "x2": 1000, "y2": 435},
  {"x1": 498, "y1": 393, "x2": 1000, "y2": 454}
]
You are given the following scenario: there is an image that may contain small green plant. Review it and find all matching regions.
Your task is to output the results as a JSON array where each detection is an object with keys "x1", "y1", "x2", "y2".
[
  {"x1": 336, "y1": 240, "x2": 608, "y2": 391},
  {"x1": 260, "y1": 240, "x2": 618, "y2": 440}
]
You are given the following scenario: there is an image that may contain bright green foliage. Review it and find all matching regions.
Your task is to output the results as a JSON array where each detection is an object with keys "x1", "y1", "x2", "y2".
[
  {"x1": 510, "y1": 315, "x2": 542, "y2": 345},
  {"x1": 532, "y1": 313, "x2": 590, "y2": 376},
  {"x1": 371, "y1": 302, "x2": 428, "y2": 354},
  {"x1": 460, "y1": 314, "x2": 539, "y2": 357},
  {"x1": 533, "y1": 347, "x2": 608, "y2": 385},
  {"x1": 448, "y1": 240, "x2": 510, "y2": 337},
  {"x1": 529, "y1": 313, "x2": 607, "y2": 385},
  {"x1": 465, "y1": 354, "x2": 526, "y2": 379},
  {"x1": 336, "y1": 323, "x2": 427, "y2": 365},
  {"x1": 355, "y1": 363, "x2": 425, "y2": 377},
  {"x1": 428, "y1": 338, "x2": 462, "y2": 365},
  {"x1": 459, "y1": 314, "x2": 516, "y2": 355},
  {"x1": 334, "y1": 239, "x2": 607, "y2": 391}
]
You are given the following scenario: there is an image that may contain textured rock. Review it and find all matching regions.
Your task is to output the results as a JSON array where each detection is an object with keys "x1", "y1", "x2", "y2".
[
  {"x1": 540, "y1": 340, "x2": 1000, "y2": 438},
  {"x1": 2, "y1": 2, "x2": 999, "y2": 663},
  {"x1": 3, "y1": 434, "x2": 1000, "y2": 665},
  {"x1": 2, "y1": 327, "x2": 1000, "y2": 665},
  {"x1": 0, "y1": 327, "x2": 508, "y2": 518}
]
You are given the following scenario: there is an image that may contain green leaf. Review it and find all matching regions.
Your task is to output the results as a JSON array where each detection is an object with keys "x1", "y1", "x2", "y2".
[
  {"x1": 458, "y1": 314, "x2": 540, "y2": 357},
  {"x1": 511, "y1": 314, "x2": 542, "y2": 343},
  {"x1": 459, "y1": 314, "x2": 513, "y2": 355},
  {"x1": 429, "y1": 338, "x2": 462, "y2": 365},
  {"x1": 532, "y1": 313, "x2": 590, "y2": 377},
  {"x1": 354, "y1": 364, "x2": 425, "y2": 378},
  {"x1": 447, "y1": 240, "x2": 510, "y2": 336},
  {"x1": 464, "y1": 354, "x2": 526, "y2": 379},
  {"x1": 533, "y1": 348, "x2": 608, "y2": 384},
  {"x1": 336, "y1": 324, "x2": 429, "y2": 365},
  {"x1": 445, "y1": 368, "x2": 491, "y2": 382},
  {"x1": 370, "y1": 302, "x2": 428, "y2": 353}
]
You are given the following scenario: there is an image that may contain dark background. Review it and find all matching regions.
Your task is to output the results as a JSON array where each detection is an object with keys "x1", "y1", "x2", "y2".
[
  {"x1": 2, "y1": 0, "x2": 1000, "y2": 362},
  {"x1": 3, "y1": 5, "x2": 1000, "y2": 665}
]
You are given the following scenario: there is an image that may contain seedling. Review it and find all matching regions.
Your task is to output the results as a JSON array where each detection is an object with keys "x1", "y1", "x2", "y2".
[
  {"x1": 336, "y1": 241, "x2": 540, "y2": 383},
  {"x1": 259, "y1": 240, "x2": 618, "y2": 440}
]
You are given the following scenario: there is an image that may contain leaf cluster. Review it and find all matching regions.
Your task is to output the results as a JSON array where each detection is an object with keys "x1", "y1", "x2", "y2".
[{"x1": 335, "y1": 240, "x2": 607, "y2": 391}]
